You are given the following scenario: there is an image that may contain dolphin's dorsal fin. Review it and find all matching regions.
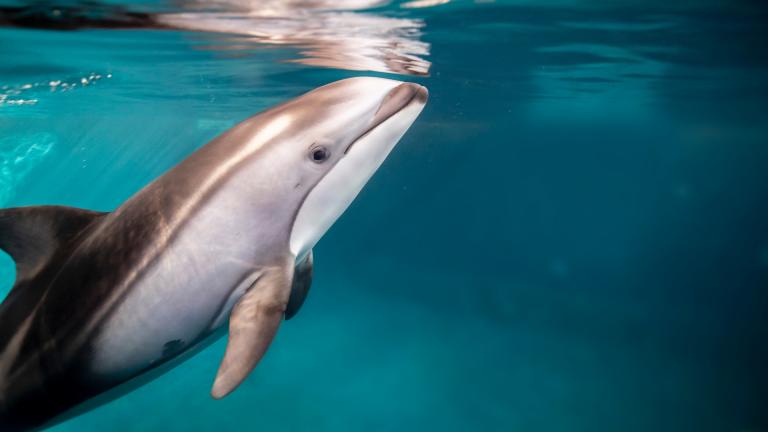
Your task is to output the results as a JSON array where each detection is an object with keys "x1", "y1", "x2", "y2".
[
  {"x1": 285, "y1": 249, "x2": 313, "y2": 320},
  {"x1": 0, "y1": 205, "x2": 106, "y2": 285},
  {"x1": 211, "y1": 262, "x2": 293, "y2": 399}
]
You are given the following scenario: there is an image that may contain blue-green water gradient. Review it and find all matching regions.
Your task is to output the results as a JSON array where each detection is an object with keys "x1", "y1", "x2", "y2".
[{"x1": 1, "y1": 1, "x2": 767, "y2": 431}]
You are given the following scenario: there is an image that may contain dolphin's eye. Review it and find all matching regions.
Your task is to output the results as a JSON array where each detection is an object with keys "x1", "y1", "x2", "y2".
[{"x1": 309, "y1": 146, "x2": 330, "y2": 163}]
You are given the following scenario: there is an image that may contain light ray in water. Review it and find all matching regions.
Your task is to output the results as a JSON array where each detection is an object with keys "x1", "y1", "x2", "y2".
[{"x1": 0, "y1": 133, "x2": 56, "y2": 206}]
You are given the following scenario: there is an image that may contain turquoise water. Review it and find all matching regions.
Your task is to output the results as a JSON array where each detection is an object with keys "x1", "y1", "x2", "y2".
[{"x1": 1, "y1": 0, "x2": 767, "y2": 430}]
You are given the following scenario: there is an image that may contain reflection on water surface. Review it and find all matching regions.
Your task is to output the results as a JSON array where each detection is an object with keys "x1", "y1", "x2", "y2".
[{"x1": 0, "y1": 0, "x2": 430, "y2": 76}]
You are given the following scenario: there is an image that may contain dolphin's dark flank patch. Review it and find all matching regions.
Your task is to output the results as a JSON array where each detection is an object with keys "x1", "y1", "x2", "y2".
[{"x1": 285, "y1": 250, "x2": 314, "y2": 320}]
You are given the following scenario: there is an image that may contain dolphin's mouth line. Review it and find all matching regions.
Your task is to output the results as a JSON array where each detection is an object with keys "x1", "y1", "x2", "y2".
[{"x1": 343, "y1": 83, "x2": 427, "y2": 155}]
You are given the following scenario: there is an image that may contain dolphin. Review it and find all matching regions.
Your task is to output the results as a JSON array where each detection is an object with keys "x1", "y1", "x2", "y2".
[{"x1": 0, "y1": 77, "x2": 427, "y2": 431}]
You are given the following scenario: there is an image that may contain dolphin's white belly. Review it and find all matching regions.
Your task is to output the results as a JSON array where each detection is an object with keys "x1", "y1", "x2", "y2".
[{"x1": 89, "y1": 184, "x2": 271, "y2": 379}]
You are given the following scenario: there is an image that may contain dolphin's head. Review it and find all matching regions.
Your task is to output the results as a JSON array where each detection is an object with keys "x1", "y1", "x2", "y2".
[
  {"x1": 286, "y1": 77, "x2": 427, "y2": 259},
  {"x1": 234, "y1": 77, "x2": 427, "y2": 260}
]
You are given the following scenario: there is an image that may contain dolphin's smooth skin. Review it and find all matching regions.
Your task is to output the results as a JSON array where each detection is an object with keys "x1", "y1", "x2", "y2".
[{"x1": 0, "y1": 77, "x2": 427, "y2": 431}]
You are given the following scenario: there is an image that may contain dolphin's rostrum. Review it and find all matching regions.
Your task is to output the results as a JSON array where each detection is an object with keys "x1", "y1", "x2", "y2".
[{"x1": 0, "y1": 77, "x2": 428, "y2": 431}]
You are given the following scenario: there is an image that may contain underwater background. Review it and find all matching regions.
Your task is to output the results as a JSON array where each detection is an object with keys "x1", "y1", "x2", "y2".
[{"x1": 1, "y1": 0, "x2": 767, "y2": 430}]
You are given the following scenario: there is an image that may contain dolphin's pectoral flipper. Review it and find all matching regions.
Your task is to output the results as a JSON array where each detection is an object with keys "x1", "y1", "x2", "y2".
[
  {"x1": 211, "y1": 263, "x2": 294, "y2": 399},
  {"x1": 285, "y1": 250, "x2": 313, "y2": 320},
  {"x1": 0, "y1": 205, "x2": 106, "y2": 284}
]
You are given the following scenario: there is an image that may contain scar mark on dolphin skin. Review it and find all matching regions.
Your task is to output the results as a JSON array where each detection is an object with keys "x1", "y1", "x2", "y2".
[{"x1": 162, "y1": 339, "x2": 185, "y2": 358}]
